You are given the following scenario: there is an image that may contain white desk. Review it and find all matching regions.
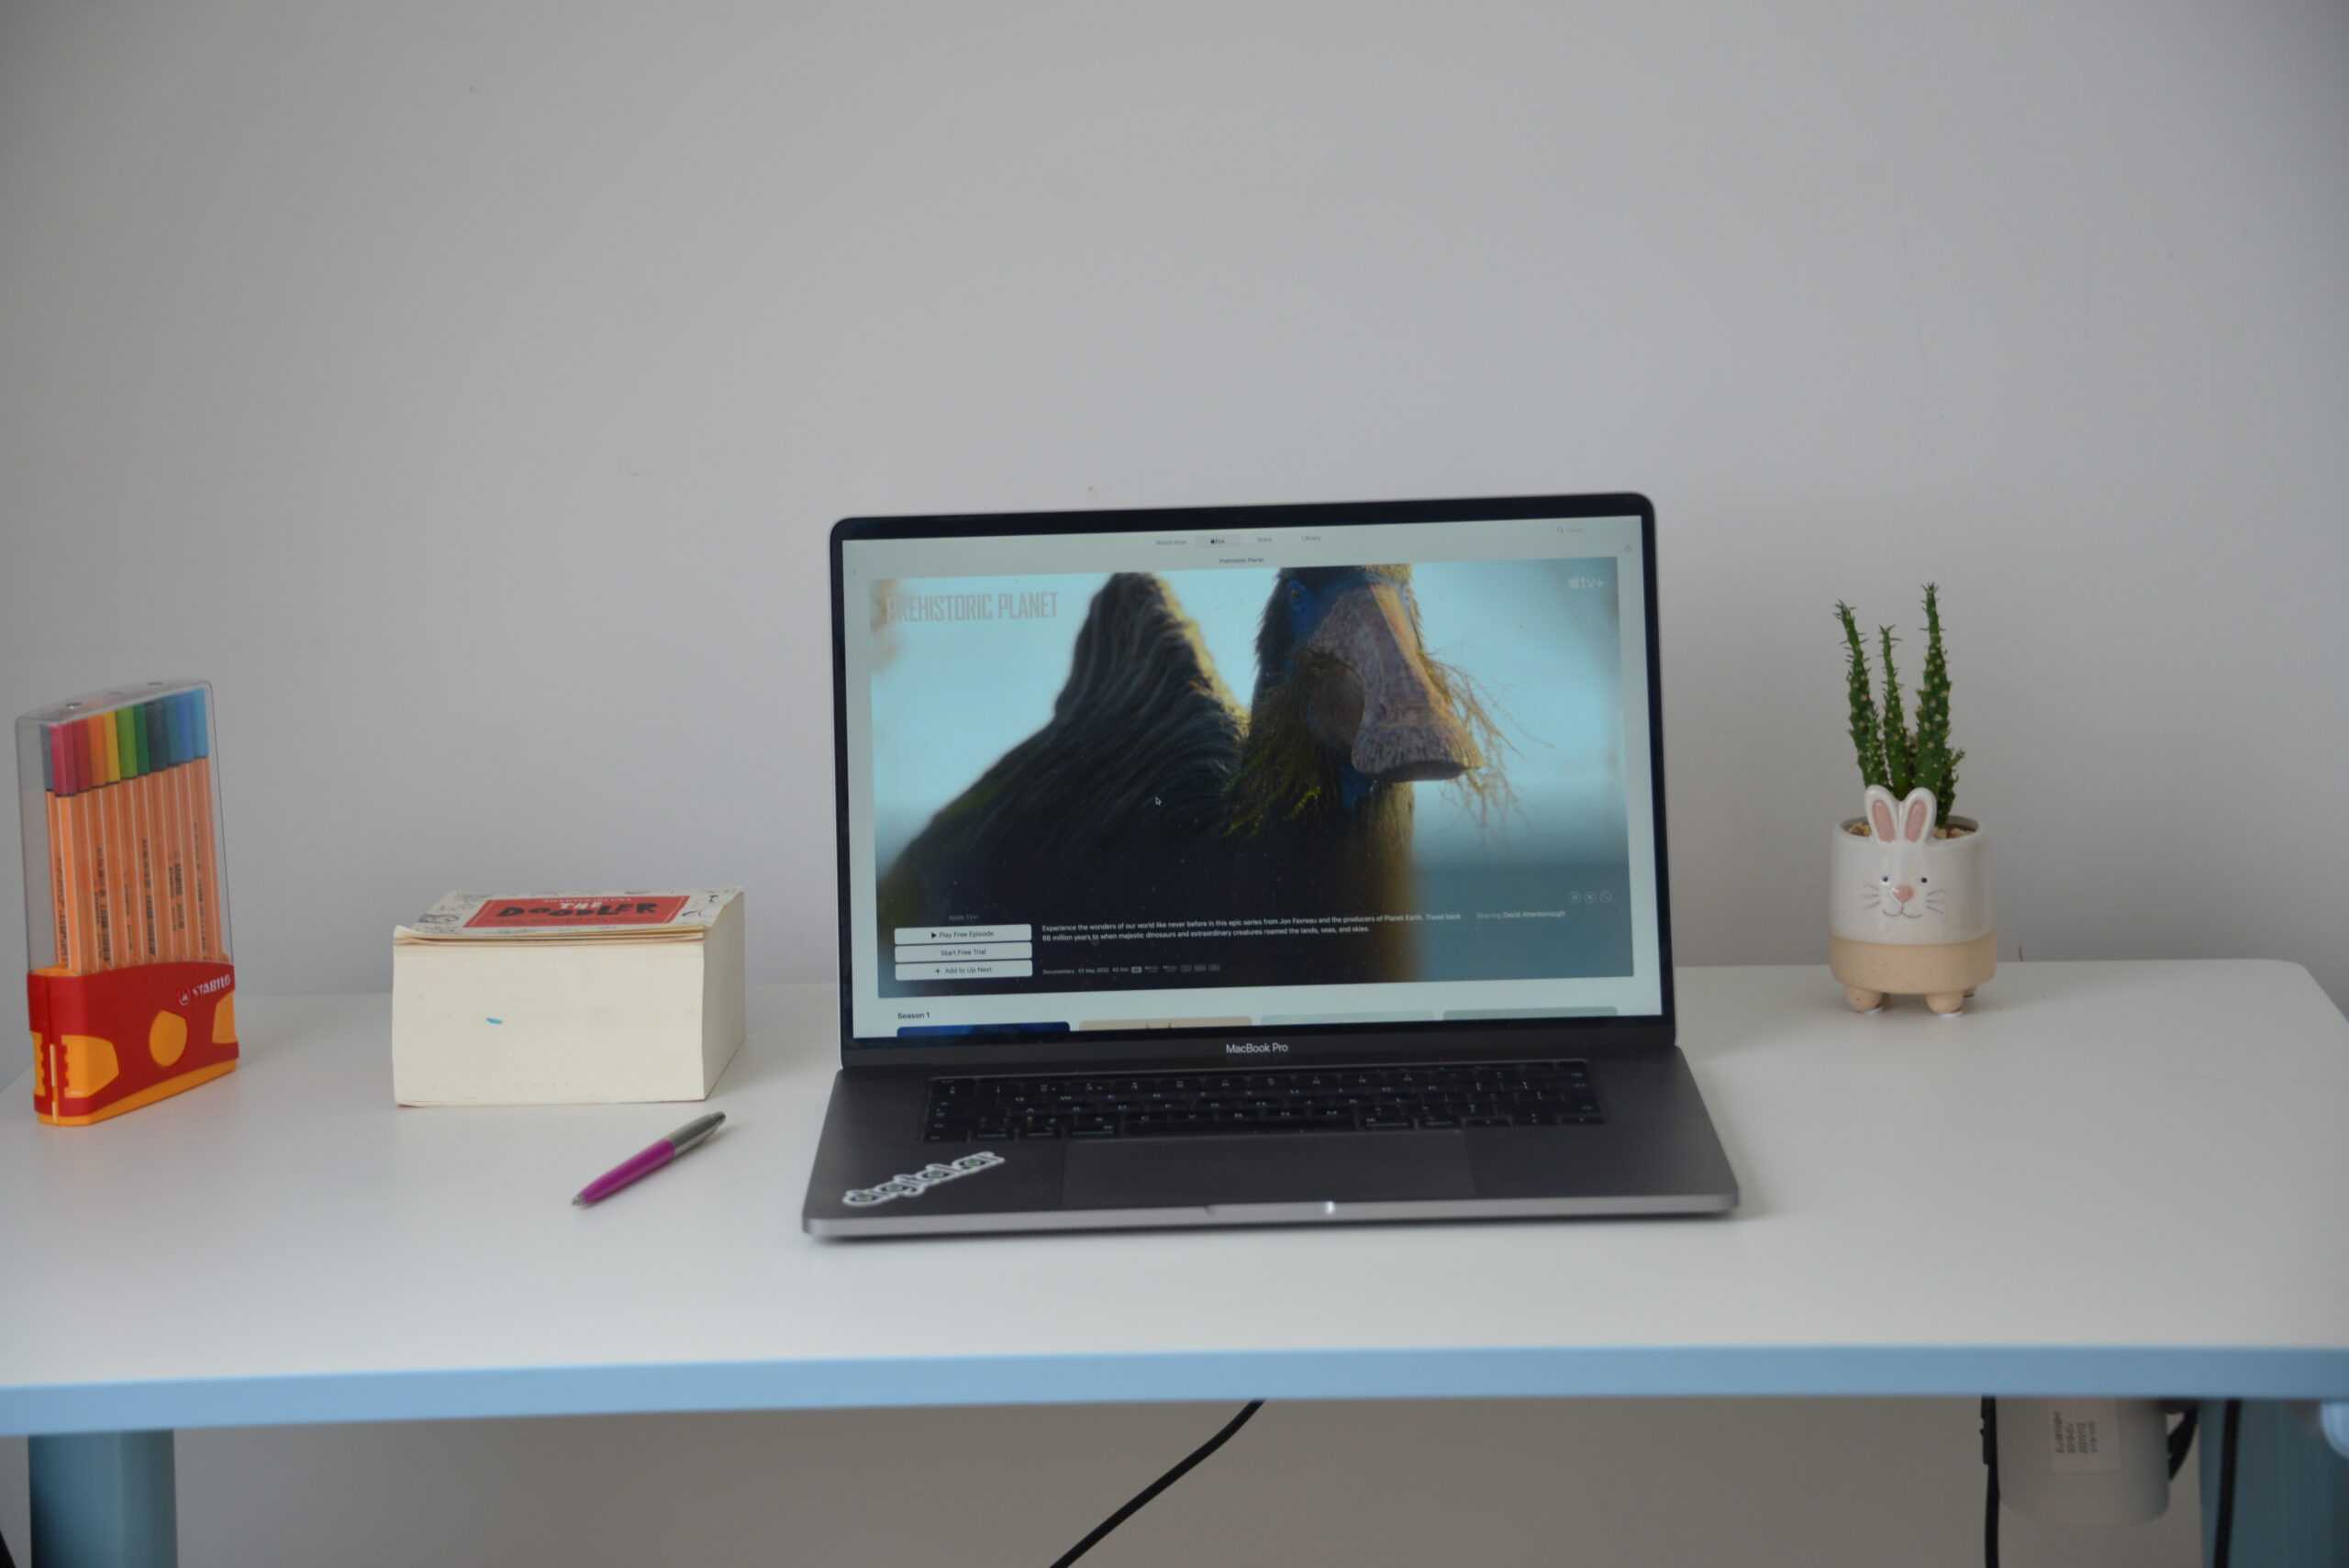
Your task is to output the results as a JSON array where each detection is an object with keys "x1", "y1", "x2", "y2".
[{"x1": 4, "y1": 962, "x2": 2346, "y2": 1556}]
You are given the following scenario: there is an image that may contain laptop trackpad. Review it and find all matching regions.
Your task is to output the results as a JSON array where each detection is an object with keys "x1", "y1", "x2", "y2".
[{"x1": 1063, "y1": 1133, "x2": 1475, "y2": 1209}]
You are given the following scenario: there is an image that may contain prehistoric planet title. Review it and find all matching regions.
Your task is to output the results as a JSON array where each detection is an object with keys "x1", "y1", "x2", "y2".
[{"x1": 884, "y1": 590, "x2": 1063, "y2": 624}]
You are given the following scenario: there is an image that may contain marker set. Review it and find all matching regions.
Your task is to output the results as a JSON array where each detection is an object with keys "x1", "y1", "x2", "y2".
[{"x1": 17, "y1": 680, "x2": 239, "y2": 1125}]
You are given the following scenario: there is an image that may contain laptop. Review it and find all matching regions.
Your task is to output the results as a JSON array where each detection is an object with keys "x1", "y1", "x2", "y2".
[{"x1": 802, "y1": 493, "x2": 1736, "y2": 1236}]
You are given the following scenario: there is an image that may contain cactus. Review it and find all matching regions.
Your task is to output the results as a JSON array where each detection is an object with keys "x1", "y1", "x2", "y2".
[
  {"x1": 1834, "y1": 603, "x2": 1886, "y2": 790},
  {"x1": 1834, "y1": 587, "x2": 1961, "y2": 827},
  {"x1": 1877, "y1": 626, "x2": 1914, "y2": 795},
  {"x1": 1909, "y1": 583, "x2": 1954, "y2": 815}
]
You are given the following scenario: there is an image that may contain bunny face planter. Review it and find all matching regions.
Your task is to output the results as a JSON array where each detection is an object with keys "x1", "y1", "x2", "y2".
[{"x1": 1829, "y1": 784, "x2": 1995, "y2": 1015}]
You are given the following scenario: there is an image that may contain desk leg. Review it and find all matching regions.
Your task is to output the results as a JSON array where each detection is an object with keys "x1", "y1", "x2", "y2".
[
  {"x1": 28, "y1": 1430, "x2": 177, "y2": 1568},
  {"x1": 2199, "y1": 1402, "x2": 2349, "y2": 1567},
  {"x1": 2322, "y1": 1403, "x2": 2349, "y2": 1462}
]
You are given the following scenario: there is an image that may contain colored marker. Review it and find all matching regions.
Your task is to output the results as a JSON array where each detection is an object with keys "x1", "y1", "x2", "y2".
[
  {"x1": 121, "y1": 703, "x2": 158, "y2": 962},
  {"x1": 59, "y1": 717, "x2": 96, "y2": 972},
  {"x1": 160, "y1": 692, "x2": 189, "y2": 959},
  {"x1": 187, "y1": 688, "x2": 219, "y2": 959},
  {"x1": 42, "y1": 722, "x2": 72, "y2": 973},
  {"x1": 85, "y1": 713, "x2": 117, "y2": 969}
]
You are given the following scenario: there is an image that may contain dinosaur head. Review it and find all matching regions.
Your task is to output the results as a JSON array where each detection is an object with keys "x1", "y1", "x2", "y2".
[{"x1": 1255, "y1": 565, "x2": 1483, "y2": 793}]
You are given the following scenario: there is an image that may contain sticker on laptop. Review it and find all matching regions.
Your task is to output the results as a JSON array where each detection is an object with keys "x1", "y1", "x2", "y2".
[{"x1": 843, "y1": 1151, "x2": 1006, "y2": 1207}]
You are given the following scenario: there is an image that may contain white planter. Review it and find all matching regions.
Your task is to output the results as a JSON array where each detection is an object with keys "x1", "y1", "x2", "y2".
[{"x1": 1828, "y1": 784, "x2": 1995, "y2": 1014}]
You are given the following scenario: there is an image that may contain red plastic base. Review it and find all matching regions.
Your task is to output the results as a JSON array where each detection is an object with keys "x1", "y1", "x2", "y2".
[{"x1": 27, "y1": 962, "x2": 239, "y2": 1124}]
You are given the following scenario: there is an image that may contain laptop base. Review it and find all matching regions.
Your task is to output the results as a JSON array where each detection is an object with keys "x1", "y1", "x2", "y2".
[{"x1": 803, "y1": 1042, "x2": 1735, "y2": 1237}]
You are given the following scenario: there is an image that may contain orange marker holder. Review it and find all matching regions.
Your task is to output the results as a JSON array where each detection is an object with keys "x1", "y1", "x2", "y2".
[
  {"x1": 28, "y1": 962, "x2": 239, "y2": 1124},
  {"x1": 17, "y1": 680, "x2": 238, "y2": 1125}
]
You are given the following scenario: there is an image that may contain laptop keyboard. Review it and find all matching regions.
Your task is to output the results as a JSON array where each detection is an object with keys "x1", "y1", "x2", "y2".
[{"x1": 921, "y1": 1062, "x2": 1602, "y2": 1142}]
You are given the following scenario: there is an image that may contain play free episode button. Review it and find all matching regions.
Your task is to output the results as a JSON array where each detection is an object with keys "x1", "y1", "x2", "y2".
[{"x1": 895, "y1": 925, "x2": 1030, "y2": 945}]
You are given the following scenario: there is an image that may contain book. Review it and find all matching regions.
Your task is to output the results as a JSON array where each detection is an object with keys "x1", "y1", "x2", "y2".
[{"x1": 391, "y1": 889, "x2": 745, "y2": 1106}]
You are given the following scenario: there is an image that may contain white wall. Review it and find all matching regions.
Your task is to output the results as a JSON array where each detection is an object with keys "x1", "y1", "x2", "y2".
[{"x1": 2, "y1": 3, "x2": 2342, "y2": 1565}]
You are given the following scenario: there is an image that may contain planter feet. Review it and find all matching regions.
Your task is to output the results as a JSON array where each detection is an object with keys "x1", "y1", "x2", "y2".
[
  {"x1": 1843, "y1": 985, "x2": 1886, "y2": 1013},
  {"x1": 1926, "y1": 992, "x2": 1966, "y2": 1016}
]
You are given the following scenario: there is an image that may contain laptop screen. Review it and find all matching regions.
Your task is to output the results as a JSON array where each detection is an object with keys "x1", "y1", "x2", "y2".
[{"x1": 832, "y1": 496, "x2": 1668, "y2": 1047}]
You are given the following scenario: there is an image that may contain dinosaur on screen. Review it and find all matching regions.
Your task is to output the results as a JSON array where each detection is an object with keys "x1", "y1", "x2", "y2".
[{"x1": 879, "y1": 566, "x2": 1503, "y2": 984}]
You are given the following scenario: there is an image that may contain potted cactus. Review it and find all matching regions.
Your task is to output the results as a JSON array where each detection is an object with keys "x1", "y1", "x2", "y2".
[{"x1": 1828, "y1": 585, "x2": 1995, "y2": 1014}]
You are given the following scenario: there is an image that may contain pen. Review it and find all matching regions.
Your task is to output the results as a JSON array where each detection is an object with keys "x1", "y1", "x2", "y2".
[{"x1": 572, "y1": 1112, "x2": 725, "y2": 1207}]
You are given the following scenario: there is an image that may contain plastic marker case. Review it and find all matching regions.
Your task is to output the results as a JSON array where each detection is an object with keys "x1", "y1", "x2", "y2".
[{"x1": 16, "y1": 680, "x2": 239, "y2": 1124}]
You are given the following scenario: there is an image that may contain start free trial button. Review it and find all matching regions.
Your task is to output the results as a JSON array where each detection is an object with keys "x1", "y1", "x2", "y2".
[{"x1": 892, "y1": 942, "x2": 1032, "y2": 963}]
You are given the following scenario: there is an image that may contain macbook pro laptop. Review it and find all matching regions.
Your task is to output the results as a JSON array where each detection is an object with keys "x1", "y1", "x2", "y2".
[{"x1": 802, "y1": 493, "x2": 1736, "y2": 1236}]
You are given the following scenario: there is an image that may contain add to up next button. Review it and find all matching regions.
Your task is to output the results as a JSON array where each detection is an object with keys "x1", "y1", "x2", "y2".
[{"x1": 894, "y1": 960, "x2": 1034, "y2": 983}]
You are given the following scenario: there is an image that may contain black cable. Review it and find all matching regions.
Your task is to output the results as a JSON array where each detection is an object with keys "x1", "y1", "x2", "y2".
[
  {"x1": 2211, "y1": 1398, "x2": 2242, "y2": 1568},
  {"x1": 1980, "y1": 1397, "x2": 2000, "y2": 1568},
  {"x1": 2166, "y1": 1404, "x2": 2199, "y2": 1480},
  {"x1": 1049, "y1": 1400, "x2": 1265, "y2": 1568}
]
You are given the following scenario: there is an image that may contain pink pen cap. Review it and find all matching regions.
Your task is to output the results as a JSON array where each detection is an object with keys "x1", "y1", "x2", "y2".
[{"x1": 573, "y1": 1112, "x2": 725, "y2": 1207}]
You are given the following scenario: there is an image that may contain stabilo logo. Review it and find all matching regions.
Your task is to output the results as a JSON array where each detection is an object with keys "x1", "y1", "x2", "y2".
[
  {"x1": 177, "y1": 973, "x2": 234, "y2": 1006},
  {"x1": 842, "y1": 1151, "x2": 1006, "y2": 1207}
]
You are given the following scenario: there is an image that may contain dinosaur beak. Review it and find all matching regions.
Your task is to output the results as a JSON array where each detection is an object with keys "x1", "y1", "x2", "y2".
[{"x1": 1303, "y1": 580, "x2": 1482, "y2": 784}]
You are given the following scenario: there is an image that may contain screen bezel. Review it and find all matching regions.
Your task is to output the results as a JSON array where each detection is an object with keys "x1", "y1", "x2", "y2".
[{"x1": 829, "y1": 493, "x2": 1675, "y2": 1071}]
